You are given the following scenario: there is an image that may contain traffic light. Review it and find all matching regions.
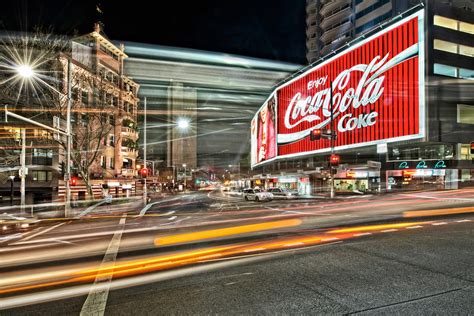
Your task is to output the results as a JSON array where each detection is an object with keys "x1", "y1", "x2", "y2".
[
  {"x1": 329, "y1": 154, "x2": 340, "y2": 166},
  {"x1": 60, "y1": 161, "x2": 65, "y2": 177},
  {"x1": 310, "y1": 129, "x2": 322, "y2": 141},
  {"x1": 70, "y1": 176, "x2": 78, "y2": 186},
  {"x1": 471, "y1": 142, "x2": 474, "y2": 155},
  {"x1": 140, "y1": 167, "x2": 149, "y2": 178}
]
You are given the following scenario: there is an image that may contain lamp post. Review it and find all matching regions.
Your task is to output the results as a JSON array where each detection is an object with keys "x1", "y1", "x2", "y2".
[
  {"x1": 143, "y1": 97, "x2": 148, "y2": 205},
  {"x1": 11, "y1": 61, "x2": 73, "y2": 215},
  {"x1": 182, "y1": 163, "x2": 187, "y2": 192},
  {"x1": 8, "y1": 175, "x2": 15, "y2": 206}
]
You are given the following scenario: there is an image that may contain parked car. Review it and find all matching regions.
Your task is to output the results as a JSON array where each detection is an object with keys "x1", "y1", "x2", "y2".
[
  {"x1": 243, "y1": 188, "x2": 273, "y2": 202},
  {"x1": 267, "y1": 187, "x2": 296, "y2": 199},
  {"x1": 0, "y1": 213, "x2": 40, "y2": 234}
]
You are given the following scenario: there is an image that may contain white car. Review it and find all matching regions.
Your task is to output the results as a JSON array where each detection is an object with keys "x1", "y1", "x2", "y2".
[
  {"x1": 243, "y1": 188, "x2": 273, "y2": 202},
  {"x1": 267, "y1": 187, "x2": 296, "y2": 199}
]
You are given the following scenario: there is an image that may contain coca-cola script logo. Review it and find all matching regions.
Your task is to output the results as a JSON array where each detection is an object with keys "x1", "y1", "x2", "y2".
[{"x1": 278, "y1": 43, "x2": 418, "y2": 144}]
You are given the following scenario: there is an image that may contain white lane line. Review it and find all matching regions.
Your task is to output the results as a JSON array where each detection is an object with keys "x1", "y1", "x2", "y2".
[
  {"x1": 80, "y1": 215, "x2": 126, "y2": 316},
  {"x1": 20, "y1": 222, "x2": 67, "y2": 242},
  {"x1": 168, "y1": 216, "x2": 177, "y2": 221},
  {"x1": 354, "y1": 232, "x2": 372, "y2": 237},
  {"x1": 456, "y1": 219, "x2": 471, "y2": 223},
  {"x1": 138, "y1": 197, "x2": 181, "y2": 217},
  {"x1": 432, "y1": 222, "x2": 447, "y2": 226},
  {"x1": 406, "y1": 225, "x2": 423, "y2": 229},
  {"x1": 381, "y1": 229, "x2": 398, "y2": 233}
]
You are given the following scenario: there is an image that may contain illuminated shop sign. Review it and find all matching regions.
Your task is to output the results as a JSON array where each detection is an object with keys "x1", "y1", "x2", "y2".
[
  {"x1": 251, "y1": 10, "x2": 425, "y2": 168},
  {"x1": 396, "y1": 160, "x2": 448, "y2": 169}
]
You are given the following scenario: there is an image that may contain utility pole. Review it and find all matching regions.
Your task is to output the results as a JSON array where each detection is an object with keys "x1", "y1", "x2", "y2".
[
  {"x1": 143, "y1": 97, "x2": 148, "y2": 204},
  {"x1": 20, "y1": 128, "x2": 26, "y2": 212},
  {"x1": 329, "y1": 80, "x2": 335, "y2": 199},
  {"x1": 65, "y1": 58, "x2": 72, "y2": 217}
]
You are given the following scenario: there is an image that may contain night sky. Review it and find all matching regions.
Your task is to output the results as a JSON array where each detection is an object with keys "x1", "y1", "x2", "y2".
[{"x1": 0, "y1": 0, "x2": 306, "y2": 64}]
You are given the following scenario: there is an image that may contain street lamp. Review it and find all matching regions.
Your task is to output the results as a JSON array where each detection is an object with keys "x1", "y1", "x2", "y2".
[
  {"x1": 177, "y1": 118, "x2": 190, "y2": 130},
  {"x1": 17, "y1": 65, "x2": 34, "y2": 79},
  {"x1": 10, "y1": 59, "x2": 73, "y2": 216},
  {"x1": 182, "y1": 163, "x2": 187, "y2": 192},
  {"x1": 8, "y1": 175, "x2": 15, "y2": 206}
]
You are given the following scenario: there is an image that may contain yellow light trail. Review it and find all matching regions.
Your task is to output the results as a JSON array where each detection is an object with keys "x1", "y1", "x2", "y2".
[
  {"x1": 327, "y1": 222, "x2": 427, "y2": 234},
  {"x1": 154, "y1": 219, "x2": 302, "y2": 246},
  {"x1": 404, "y1": 206, "x2": 474, "y2": 218}
]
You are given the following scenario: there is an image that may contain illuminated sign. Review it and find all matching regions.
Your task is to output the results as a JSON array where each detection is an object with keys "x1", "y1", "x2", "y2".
[
  {"x1": 251, "y1": 10, "x2": 425, "y2": 168},
  {"x1": 396, "y1": 160, "x2": 448, "y2": 169},
  {"x1": 251, "y1": 93, "x2": 277, "y2": 166}
]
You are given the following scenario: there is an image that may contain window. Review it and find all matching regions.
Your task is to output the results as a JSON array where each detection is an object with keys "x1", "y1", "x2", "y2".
[
  {"x1": 109, "y1": 157, "x2": 115, "y2": 169},
  {"x1": 32, "y1": 170, "x2": 52, "y2": 182},
  {"x1": 81, "y1": 90, "x2": 89, "y2": 105},
  {"x1": 109, "y1": 115, "x2": 115, "y2": 126},
  {"x1": 457, "y1": 104, "x2": 474, "y2": 124},
  {"x1": 433, "y1": 63, "x2": 457, "y2": 77},
  {"x1": 459, "y1": 68, "x2": 474, "y2": 80},
  {"x1": 434, "y1": 39, "x2": 474, "y2": 57},
  {"x1": 32, "y1": 149, "x2": 53, "y2": 165},
  {"x1": 433, "y1": 39, "x2": 458, "y2": 54},
  {"x1": 434, "y1": 15, "x2": 458, "y2": 31},
  {"x1": 434, "y1": 15, "x2": 474, "y2": 35},
  {"x1": 459, "y1": 21, "x2": 474, "y2": 34},
  {"x1": 459, "y1": 45, "x2": 474, "y2": 57},
  {"x1": 109, "y1": 134, "x2": 115, "y2": 147}
]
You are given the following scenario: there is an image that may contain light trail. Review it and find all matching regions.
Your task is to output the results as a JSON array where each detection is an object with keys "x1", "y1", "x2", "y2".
[
  {"x1": 403, "y1": 206, "x2": 474, "y2": 218},
  {"x1": 0, "y1": 219, "x2": 454, "y2": 297}
]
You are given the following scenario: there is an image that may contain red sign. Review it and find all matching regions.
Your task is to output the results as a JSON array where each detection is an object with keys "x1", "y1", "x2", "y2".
[{"x1": 251, "y1": 11, "x2": 425, "y2": 168}]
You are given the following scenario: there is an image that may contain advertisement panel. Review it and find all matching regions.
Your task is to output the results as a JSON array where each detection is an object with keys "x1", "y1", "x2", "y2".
[
  {"x1": 251, "y1": 10, "x2": 425, "y2": 168},
  {"x1": 251, "y1": 93, "x2": 277, "y2": 166}
]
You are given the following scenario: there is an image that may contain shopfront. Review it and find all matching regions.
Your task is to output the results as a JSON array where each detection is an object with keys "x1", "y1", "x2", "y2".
[
  {"x1": 334, "y1": 169, "x2": 380, "y2": 194},
  {"x1": 385, "y1": 159, "x2": 471, "y2": 191}
]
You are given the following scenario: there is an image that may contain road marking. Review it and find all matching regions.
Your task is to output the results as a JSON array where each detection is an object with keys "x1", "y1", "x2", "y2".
[
  {"x1": 381, "y1": 229, "x2": 398, "y2": 233},
  {"x1": 406, "y1": 225, "x2": 423, "y2": 229},
  {"x1": 20, "y1": 222, "x2": 67, "y2": 242},
  {"x1": 138, "y1": 197, "x2": 181, "y2": 217},
  {"x1": 168, "y1": 216, "x2": 177, "y2": 221},
  {"x1": 432, "y1": 222, "x2": 447, "y2": 226},
  {"x1": 354, "y1": 232, "x2": 372, "y2": 237},
  {"x1": 80, "y1": 215, "x2": 126, "y2": 316},
  {"x1": 456, "y1": 219, "x2": 471, "y2": 223}
]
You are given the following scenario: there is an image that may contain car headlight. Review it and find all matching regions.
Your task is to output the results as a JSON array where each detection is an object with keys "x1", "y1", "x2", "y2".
[
  {"x1": 21, "y1": 223, "x2": 29, "y2": 228},
  {"x1": 2, "y1": 225, "x2": 8, "y2": 230}
]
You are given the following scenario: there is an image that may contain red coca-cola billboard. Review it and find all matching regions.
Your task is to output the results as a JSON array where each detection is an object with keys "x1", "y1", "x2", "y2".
[{"x1": 251, "y1": 10, "x2": 425, "y2": 168}]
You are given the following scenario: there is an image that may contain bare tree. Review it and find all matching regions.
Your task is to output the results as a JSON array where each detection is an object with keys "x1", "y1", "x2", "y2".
[{"x1": 0, "y1": 29, "x2": 116, "y2": 198}]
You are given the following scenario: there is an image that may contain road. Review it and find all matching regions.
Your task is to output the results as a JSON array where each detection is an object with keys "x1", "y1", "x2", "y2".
[{"x1": 0, "y1": 188, "x2": 473, "y2": 314}]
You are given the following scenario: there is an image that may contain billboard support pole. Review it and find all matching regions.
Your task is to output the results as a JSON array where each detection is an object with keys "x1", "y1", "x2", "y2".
[{"x1": 330, "y1": 80, "x2": 335, "y2": 199}]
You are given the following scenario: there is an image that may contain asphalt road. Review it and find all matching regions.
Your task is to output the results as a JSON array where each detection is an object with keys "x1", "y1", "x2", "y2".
[
  {"x1": 4, "y1": 214, "x2": 473, "y2": 315},
  {"x1": 1, "y1": 188, "x2": 473, "y2": 314}
]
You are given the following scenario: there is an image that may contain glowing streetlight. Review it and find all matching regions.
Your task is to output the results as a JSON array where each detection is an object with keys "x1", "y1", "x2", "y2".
[
  {"x1": 17, "y1": 64, "x2": 34, "y2": 79},
  {"x1": 177, "y1": 118, "x2": 190, "y2": 130}
]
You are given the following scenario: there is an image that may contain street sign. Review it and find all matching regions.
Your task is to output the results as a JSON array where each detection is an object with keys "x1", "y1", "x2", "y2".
[
  {"x1": 368, "y1": 161, "x2": 382, "y2": 169},
  {"x1": 64, "y1": 173, "x2": 70, "y2": 181},
  {"x1": 377, "y1": 143, "x2": 388, "y2": 154}
]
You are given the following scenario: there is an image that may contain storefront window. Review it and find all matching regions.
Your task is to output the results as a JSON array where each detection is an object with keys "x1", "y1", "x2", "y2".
[{"x1": 389, "y1": 144, "x2": 454, "y2": 161}]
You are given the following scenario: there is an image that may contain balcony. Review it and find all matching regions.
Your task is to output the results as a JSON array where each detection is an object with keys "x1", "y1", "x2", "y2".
[
  {"x1": 121, "y1": 168, "x2": 136, "y2": 177},
  {"x1": 121, "y1": 127, "x2": 138, "y2": 140},
  {"x1": 320, "y1": 0, "x2": 351, "y2": 17},
  {"x1": 320, "y1": 5, "x2": 352, "y2": 29},
  {"x1": 320, "y1": 20, "x2": 353, "y2": 45}
]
